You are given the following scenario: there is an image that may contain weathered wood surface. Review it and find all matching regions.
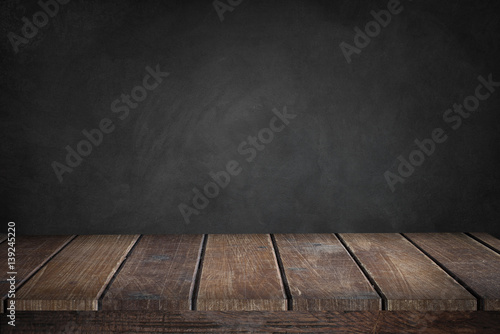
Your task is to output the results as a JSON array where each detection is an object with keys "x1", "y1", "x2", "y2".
[
  {"x1": 338, "y1": 233, "x2": 476, "y2": 311},
  {"x1": 13, "y1": 235, "x2": 139, "y2": 311},
  {"x1": 3, "y1": 233, "x2": 499, "y2": 316},
  {"x1": 196, "y1": 234, "x2": 287, "y2": 311},
  {"x1": 2, "y1": 311, "x2": 500, "y2": 333},
  {"x1": 469, "y1": 233, "x2": 500, "y2": 253},
  {"x1": 274, "y1": 233, "x2": 380, "y2": 310},
  {"x1": 0, "y1": 236, "x2": 74, "y2": 313},
  {"x1": 406, "y1": 233, "x2": 500, "y2": 311},
  {"x1": 101, "y1": 234, "x2": 204, "y2": 311}
]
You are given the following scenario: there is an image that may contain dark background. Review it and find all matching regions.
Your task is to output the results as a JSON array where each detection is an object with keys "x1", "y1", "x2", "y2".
[{"x1": 1, "y1": 0, "x2": 499, "y2": 234}]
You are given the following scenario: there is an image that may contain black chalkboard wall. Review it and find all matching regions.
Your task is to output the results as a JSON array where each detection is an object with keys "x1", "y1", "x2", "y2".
[{"x1": 2, "y1": 0, "x2": 500, "y2": 234}]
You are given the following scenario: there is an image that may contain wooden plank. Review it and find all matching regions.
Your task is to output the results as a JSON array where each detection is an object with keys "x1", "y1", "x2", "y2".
[
  {"x1": 196, "y1": 234, "x2": 286, "y2": 311},
  {"x1": 0, "y1": 235, "x2": 74, "y2": 313},
  {"x1": 469, "y1": 233, "x2": 500, "y2": 253},
  {"x1": 12, "y1": 235, "x2": 139, "y2": 311},
  {"x1": 274, "y1": 234, "x2": 381, "y2": 310},
  {"x1": 101, "y1": 234, "x2": 204, "y2": 311},
  {"x1": 405, "y1": 233, "x2": 500, "y2": 311},
  {"x1": 339, "y1": 233, "x2": 476, "y2": 311},
  {"x1": 3, "y1": 311, "x2": 500, "y2": 333}
]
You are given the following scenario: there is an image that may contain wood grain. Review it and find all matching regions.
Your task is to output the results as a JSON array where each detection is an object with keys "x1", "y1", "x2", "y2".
[
  {"x1": 196, "y1": 234, "x2": 286, "y2": 311},
  {"x1": 0, "y1": 235, "x2": 74, "y2": 313},
  {"x1": 339, "y1": 233, "x2": 476, "y2": 311},
  {"x1": 101, "y1": 234, "x2": 204, "y2": 311},
  {"x1": 274, "y1": 234, "x2": 381, "y2": 310},
  {"x1": 2, "y1": 311, "x2": 500, "y2": 333},
  {"x1": 405, "y1": 233, "x2": 500, "y2": 310},
  {"x1": 13, "y1": 235, "x2": 139, "y2": 311},
  {"x1": 469, "y1": 233, "x2": 500, "y2": 253}
]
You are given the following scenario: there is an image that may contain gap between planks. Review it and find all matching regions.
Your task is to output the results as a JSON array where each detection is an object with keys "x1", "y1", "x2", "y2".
[
  {"x1": 270, "y1": 234, "x2": 293, "y2": 310},
  {"x1": 336, "y1": 233, "x2": 388, "y2": 310},
  {"x1": 190, "y1": 234, "x2": 208, "y2": 310},
  {"x1": 97, "y1": 235, "x2": 144, "y2": 310},
  {"x1": 466, "y1": 233, "x2": 500, "y2": 254}
]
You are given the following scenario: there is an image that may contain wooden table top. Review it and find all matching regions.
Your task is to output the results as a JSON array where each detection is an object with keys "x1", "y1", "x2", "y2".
[{"x1": 2, "y1": 233, "x2": 499, "y2": 313}]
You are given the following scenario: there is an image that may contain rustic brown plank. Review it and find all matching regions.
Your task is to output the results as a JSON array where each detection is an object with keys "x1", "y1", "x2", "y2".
[
  {"x1": 196, "y1": 234, "x2": 286, "y2": 311},
  {"x1": 101, "y1": 234, "x2": 204, "y2": 311},
  {"x1": 1, "y1": 235, "x2": 75, "y2": 313},
  {"x1": 469, "y1": 233, "x2": 500, "y2": 253},
  {"x1": 2, "y1": 311, "x2": 500, "y2": 333},
  {"x1": 274, "y1": 234, "x2": 381, "y2": 311},
  {"x1": 12, "y1": 235, "x2": 139, "y2": 311},
  {"x1": 339, "y1": 233, "x2": 476, "y2": 311},
  {"x1": 405, "y1": 233, "x2": 500, "y2": 311}
]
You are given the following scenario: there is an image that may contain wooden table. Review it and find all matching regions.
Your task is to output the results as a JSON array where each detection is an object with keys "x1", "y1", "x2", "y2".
[{"x1": 1, "y1": 233, "x2": 499, "y2": 333}]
